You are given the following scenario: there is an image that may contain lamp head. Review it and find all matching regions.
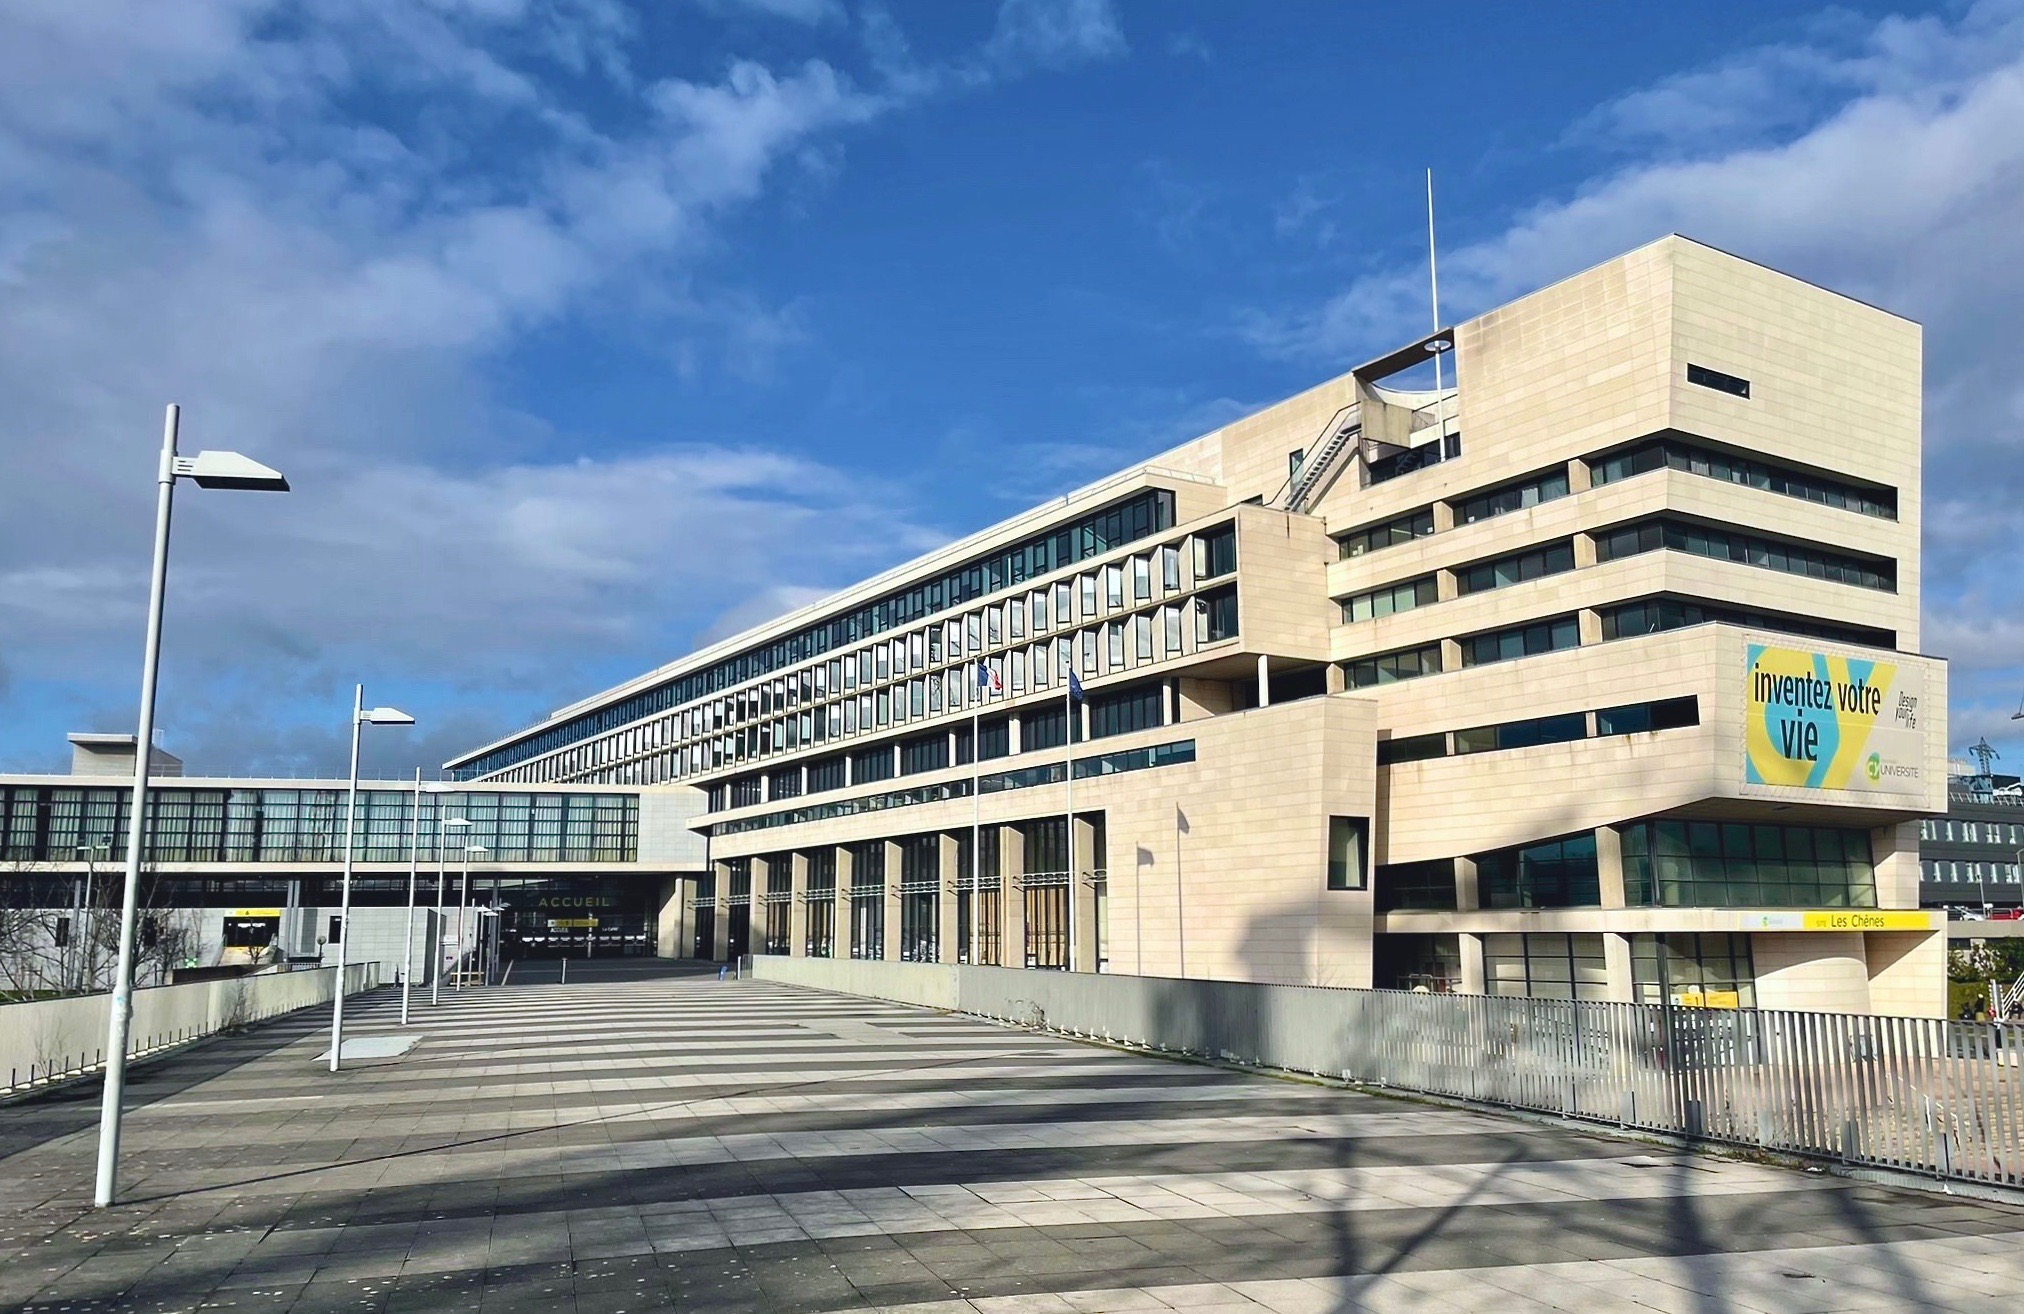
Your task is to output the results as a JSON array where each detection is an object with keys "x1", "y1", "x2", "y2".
[
  {"x1": 442, "y1": 817, "x2": 474, "y2": 829},
  {"x1": 360, "y1": 706, "x2": 415, "y2": 726},
  {"x1": 172, "y1": 450, "x2": 290, "y2": 493}
]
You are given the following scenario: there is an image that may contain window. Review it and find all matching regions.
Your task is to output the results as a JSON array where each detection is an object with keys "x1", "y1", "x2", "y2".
[
  {"x1": 977, "y1": 716, "x2": 1011, "y2": 761},
  {"x1": 900, "y1": 733, "x2": 949, "y2": 775},
  {"x1": 849, "y1": 745, "x2": 895, "y2": 785},
  {"x1": 1597, "y1": 696, "x2": 1699, "y2": 736},
  {"x1": 1134, "y1": 613, "x2": 1153, "y2": 662},
  {"x1": 1377, "y1": 733, "x2": 1447, "y2": 764},
  {"x1": 1079, "y1": 574, "x2": 1097, "y2": 618},
  {"x1": 1376, "y1": 860, "x2": 1456, "y2": 912},
  {"x1": 1198, "y1": 585, "x2": 1239, "y2": 643},
  {"x1": 807, "y1": 757, "x2": 845, "y2": 792},
  {"x1": 1162, "y1": 544, "x2": 1182, "y2": 592},
  {"x1": 1343, "y1": 575, "x2": 1438, "y2": 623},
  {"x1": 1338, "y1": 508, "x2": 1435, "y2": 559},
  {"x1": 1485, "y1": 933, "x2": 1609, "y2": 1002},
  {"x1": 1456, "y1": 468, "x2": 1569, "y2": 524},
  {"x1": 1687, "y1": 363, "x2": 1750, "y2": 398},
  {"x1": 1106, "y1": 622, "x2": 1124, "y2": 669},
  {"x1": 1632, "y1": 932, "x2": 1756, "y2": 1007},
  {"x1": 1621, "y1": 819, "x2": 1876, "y2": 908},
  {"x1": 1457, "y1": 614, "x2": 1580, "y2": 667},
  {"x1": 1477, "y1": 832, "x2": 1600, "y2": 908},
  {"x1": 1105, "y1": 564, "x2": 1123, "y2": 609},
  {"x1": 1024, "y1": 705, "x2": 1070, "y2": 751},
  {"x1": 1009, "y1": 598, "x2": 1025, "y2": 639},
  {"x1": 1590, "y1": 437, "x2": 1895, "y2": 519},
  {"x1": 986, "y1": 606, "x2": 1002, "y2": 646},
  {"x1": 328, "y1": 915, "x2": 343, "y2": 944},
  {"x1": 1366, "y1": 435, "x2": 1456, "y2": 485},
  {"x1": 1327, "y1": 817, "x2": 1369, "y2": 891},
  {"x1": 1593, "y1": 517, "x2": 1894, "y2": 591},
  {"x1": 1162, "y1": 606, "x2": 1183, "y2": 656},
  {"x1": 1196, "y1": 524, "x2": 1237, "y2": 579},
  {"x1": 1133, "y1": 555, "x2": 1152, "y2": 602},
  {"x1": 729, "y1": 775, "x2": 763, "y2": 808},
  {"x1": 1029, "y1": 590, "x2": 1048, "y2": 635},
  {"x1": 1452, "y1": 712, "x2": 1586, "y2": 755},
  {"x1": 1598, "y1": 596, "x2": 1892, "y2": 648},
  {"x1": 1088, "y1": 683, "x2": 1163, "y2": 739},
  {"x1": 1345, "y1": 643, "x2": 1442, "y2": 689},
  {"x1": 1453, "y1": 540, "x2": 1576, "y2": 596}
]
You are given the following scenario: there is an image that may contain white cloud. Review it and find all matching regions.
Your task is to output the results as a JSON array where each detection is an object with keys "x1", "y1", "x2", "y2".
[
  {"x1": 1245, "y1": 0, "x2": 2024, "y2": 756},
  {"x1": 0, "y1": 0, "x2": 1138, "y2": 775},
  {"x1": 984, "y1": 0, "x2": 1126, "y2": 71},
  {"x1": 0, "y1": 1, "x2": 929, "y2": 772}
]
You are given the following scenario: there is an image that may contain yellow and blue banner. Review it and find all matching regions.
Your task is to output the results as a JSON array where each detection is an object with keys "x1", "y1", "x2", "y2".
[{"x1": 1743, "y1": 643, "x2": 1924, "y2": 795}]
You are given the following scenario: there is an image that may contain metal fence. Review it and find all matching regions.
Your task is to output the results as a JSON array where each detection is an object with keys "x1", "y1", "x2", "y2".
[{"x1": 749, "y1": 956, "x2": 2024, "y2": 1188}]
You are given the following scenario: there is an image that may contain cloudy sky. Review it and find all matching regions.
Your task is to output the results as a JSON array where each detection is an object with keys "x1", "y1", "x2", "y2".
[{"x1": 1, "y1": 0, "x2": 2019, "y2": 778}]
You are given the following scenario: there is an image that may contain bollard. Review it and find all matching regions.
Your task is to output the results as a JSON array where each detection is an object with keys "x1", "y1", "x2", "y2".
[{"x1": 717, "y1": 965, "x2": 728, "y2": 982}]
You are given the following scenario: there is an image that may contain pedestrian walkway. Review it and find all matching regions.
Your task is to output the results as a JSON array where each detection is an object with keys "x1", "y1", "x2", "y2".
[{"x1": 1, "y1": 972, "x2": 2021, "y2": 1312}]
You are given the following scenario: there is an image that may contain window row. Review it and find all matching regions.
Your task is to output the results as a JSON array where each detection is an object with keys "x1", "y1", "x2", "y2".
[
  {"x1": 714, "y1": 681, "x2": 1174, "y2": 809},
  {"x1": 455, "y1": 489, "x2": 1177, "y2": 779},
  {"x1": 0, "y1": 786, "x2": 638, "y2": 865},
  {"x1": 707, "y1": 738, "x2": 1197, "y2": 837},
  {"x1": 1923, "y1": 819, "x2": 2024, "y2": 845},
  {"x1": 1376, "y1": 696, "x2": 1699, "y2": 765},
  {"x1": 1590, "y1": 436, "x2": 1895, "y2": 520},
  {"x1": 1593, "y1": 516, "x2": 1895, "y2": 592},
  {"x1": 489, "y1": 526, "x2": 1238, "y2": 786}
]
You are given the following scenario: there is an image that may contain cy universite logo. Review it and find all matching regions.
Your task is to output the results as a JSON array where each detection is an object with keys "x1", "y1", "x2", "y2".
[{"x1": 1866, "y1": 752, "x2": 1882, "y2": 783}]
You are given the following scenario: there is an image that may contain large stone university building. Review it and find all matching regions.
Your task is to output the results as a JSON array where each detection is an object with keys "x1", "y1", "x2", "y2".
[{"x1": 443, "y1": 236, "x2": 1950, "y2": 1016}]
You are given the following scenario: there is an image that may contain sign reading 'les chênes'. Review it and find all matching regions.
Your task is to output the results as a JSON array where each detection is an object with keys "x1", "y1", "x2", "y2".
[{"x1": 1744, "y1": 643, "x2": 1923, "y2": 795}]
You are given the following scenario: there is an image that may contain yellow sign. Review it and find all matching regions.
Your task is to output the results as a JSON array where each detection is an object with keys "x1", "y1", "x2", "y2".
[
  {"x1": 1739, "y1": 910, "x2": 1938, "y2": 932},
  {"x1": 229, "y1": 908, "x2": 282, "y2": 919},
  {"x1": 549, "y1": 917, "x2": 598, "y2": 929},
  {"x1": 1673, "y1": 990, "x2": 1742, "y2": 1009}
]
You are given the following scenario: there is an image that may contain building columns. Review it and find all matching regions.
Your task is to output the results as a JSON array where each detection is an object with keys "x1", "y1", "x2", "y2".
[
  {"x1": 937, "y1": 834, "x2": 960, "y2": 964},
  {"x1": 1001, "y1": 826, "x2": 1027, "y2": 969},
  {"x1": 834, "y1": 844, "x2": 855, "y2": 960},
  {"x1": 882, "y1": 840, "x2": 903, "y2": 961},
  {"x1": 710, "y1": 860, "x2": 730, "y2": 962},
  {"x1": 787, "y1": 852, "x2": 809, "y2": 958},
  {"x1": 1072, "y1": 813, "x2": 1099, "y2": 973}
]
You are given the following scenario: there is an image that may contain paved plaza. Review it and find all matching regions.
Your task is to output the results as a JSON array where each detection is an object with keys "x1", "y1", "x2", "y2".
[{"x1": 1, "y1": 968, "x2": 2022, "y2": 1312}]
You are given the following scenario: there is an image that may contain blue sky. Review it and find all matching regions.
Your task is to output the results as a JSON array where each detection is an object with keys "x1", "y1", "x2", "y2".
[{"x1": 2, "y1": 0, "x2": 2020, "y2": 779}]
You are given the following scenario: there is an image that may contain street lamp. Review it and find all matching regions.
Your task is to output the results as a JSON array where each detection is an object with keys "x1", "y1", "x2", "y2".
[
  {"x1": 72, "y1": 839, "x2": 109, "y2": 992},
  {"x1": 423, "y1": 785, "x2": 469, "y2": 1007},
  {"x1": 329, "y1": 687, "x2": 414, "y2": 1073},
  {"x1": 399, "y1": 769, "x2": 422, "y2": 1027},
  {"x1": 95, "y1": 404, "x2": 287, "y2": 1209},
  {"x1": 458, "y1": 844, "x2": 486, "y2": 988}
]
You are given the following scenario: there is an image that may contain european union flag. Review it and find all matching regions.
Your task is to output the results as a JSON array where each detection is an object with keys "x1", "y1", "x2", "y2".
[{"x1": 1067, "y1": 669, "x2": 1084, "y2": 701}]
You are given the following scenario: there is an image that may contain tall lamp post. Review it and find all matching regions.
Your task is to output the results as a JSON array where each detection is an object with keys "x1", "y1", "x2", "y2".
[
  {"x1": 423, "y1": 785, "x2": 469, "y2": 1007},
  {"x1": 95, "y1": 404, "x2": 288, "y2": 1210},
  {"x1": 399, "y1": 769, "x2": 422, "y2": 1027},
  {"x1": 457, "y1": 844, "x2": 486, "y2": 988},
  {"x1": 329, "y1": 687, "x2": 415, "y2": 1073}
]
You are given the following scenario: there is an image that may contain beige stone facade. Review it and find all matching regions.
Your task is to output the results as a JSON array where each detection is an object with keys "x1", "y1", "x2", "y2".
[{"x1": 451, "y1": 236, "x2": 1949, "y2": 1016}]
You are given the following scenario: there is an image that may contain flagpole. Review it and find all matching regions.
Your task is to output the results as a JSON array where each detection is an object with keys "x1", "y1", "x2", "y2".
[
  {"x1": 1065, "y1": 652, "x2": 1075, "y2": 973},
  {"x1": 969, "y1": 686, "x2": 980, "y2": 968}
]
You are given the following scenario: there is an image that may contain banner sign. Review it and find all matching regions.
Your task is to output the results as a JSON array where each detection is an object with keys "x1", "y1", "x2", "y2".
[
  {"x1": 1744, "y1": 643, "x2": 1924, "y2": 795},
  {"x1": 1740, "y1": 911, "x2": 1938, "y2": 932}
]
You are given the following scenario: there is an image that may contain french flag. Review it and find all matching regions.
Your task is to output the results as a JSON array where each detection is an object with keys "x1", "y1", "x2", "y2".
[{"x1": 976, "y1": 661, "x2": 1002, "y2": 694}]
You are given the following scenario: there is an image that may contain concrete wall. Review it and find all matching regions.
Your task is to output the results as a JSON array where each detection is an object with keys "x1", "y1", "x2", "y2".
[{"x1": 1, "y1": 963, "x2": 378, "y2": 1095}]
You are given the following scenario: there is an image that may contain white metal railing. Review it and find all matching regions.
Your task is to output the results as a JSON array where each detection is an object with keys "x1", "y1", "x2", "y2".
[{"x1": 752, "y1": 958, "x2": 2024, "y2": 1189}]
